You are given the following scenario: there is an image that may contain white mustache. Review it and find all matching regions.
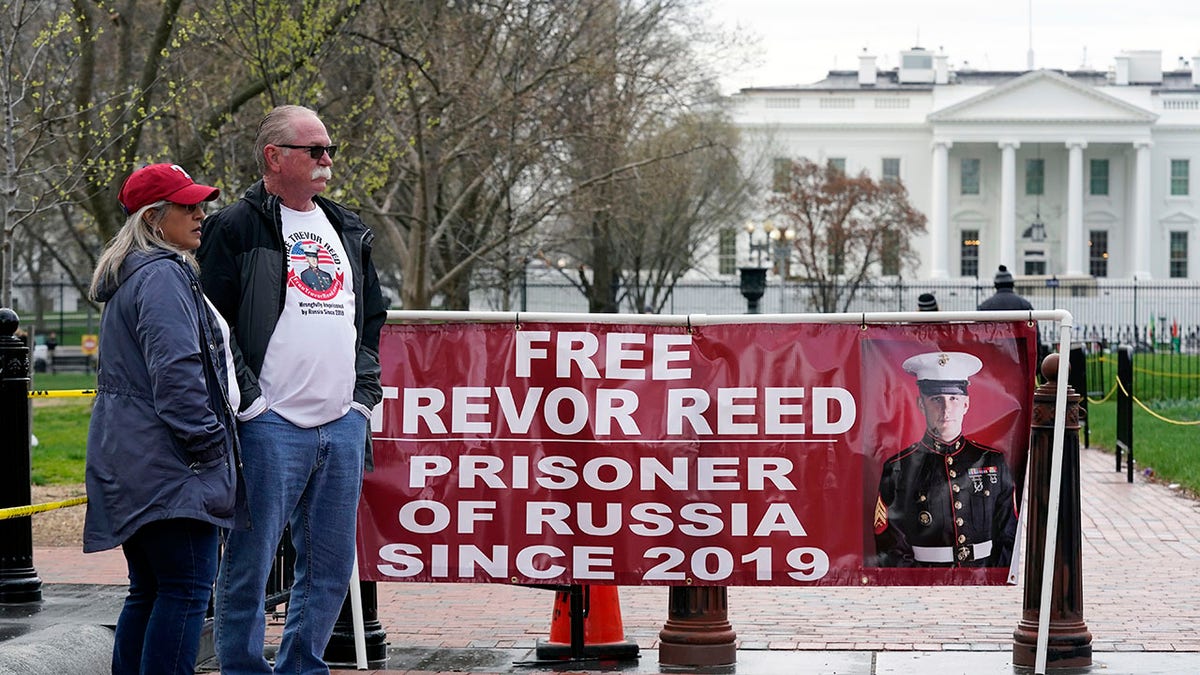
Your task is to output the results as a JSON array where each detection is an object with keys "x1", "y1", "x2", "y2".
[{"x1": 312, "y1": 166, "x2": 332, "y2": 181}]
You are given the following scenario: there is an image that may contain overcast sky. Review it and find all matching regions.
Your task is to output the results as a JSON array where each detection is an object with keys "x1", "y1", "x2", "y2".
[{"x1": 703, "y1": 0, "x2": 1200, "y2": 94}]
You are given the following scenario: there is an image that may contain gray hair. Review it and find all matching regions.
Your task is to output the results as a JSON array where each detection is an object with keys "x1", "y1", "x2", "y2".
[
  {"x1": 254, "y1": 104, "x2": 320, "y2": 175},
  {"x1": 89, "y1": 201, "x2": 197, "y2": 300}
]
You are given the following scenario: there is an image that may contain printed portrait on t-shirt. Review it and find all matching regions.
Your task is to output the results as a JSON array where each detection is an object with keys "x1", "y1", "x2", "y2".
[{"x1": 286, "y1": 238, "x2": 344, "y2": 302}]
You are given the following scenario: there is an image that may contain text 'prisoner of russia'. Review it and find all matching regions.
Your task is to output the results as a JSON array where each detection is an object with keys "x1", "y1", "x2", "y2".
[{"x1": 873, "y1": 351, "x2": 1018, "y2": 568}]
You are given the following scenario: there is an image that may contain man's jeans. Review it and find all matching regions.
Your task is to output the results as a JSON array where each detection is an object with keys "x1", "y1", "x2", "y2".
[
  {"x1": 214, "y1": 409, "x2": 366, "y2": 674},
  {"x1": 114, "y1": 518, "x2": 219, "y2": 675}
]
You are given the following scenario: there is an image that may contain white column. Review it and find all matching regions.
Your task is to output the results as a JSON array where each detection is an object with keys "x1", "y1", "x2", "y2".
[
  {"x1": 930, "y1": 141, "x2": 951, "y2": 279},
  {"x1": 1066, "y1": 141, "x2": 1087, "y2": 275},
  {"x1": 999, "y1": 141, "x2": 1019, "y2": 271},
  {"x1": 1134, "y1": 141, "x2": 1153, "y2": 279}
]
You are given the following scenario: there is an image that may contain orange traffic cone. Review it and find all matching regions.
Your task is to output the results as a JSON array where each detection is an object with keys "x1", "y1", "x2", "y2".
[{"x1": 534, "y1": 584, "x2": 640, "y2": 661}]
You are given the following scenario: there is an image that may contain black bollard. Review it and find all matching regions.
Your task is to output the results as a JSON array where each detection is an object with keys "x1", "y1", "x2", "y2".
[
  {"x1": 323, "y1": 581, "x2": 389, "y2": 668},
  {"x1": 1115, "y1": 345, "x2": 1134, "y2": 483},
  {"x1": 1067, "y1": 342, "x2": 1088, "y2": 447},
  {"x1": 0, "y1": 308, "x2": 43, "y2": 603}
]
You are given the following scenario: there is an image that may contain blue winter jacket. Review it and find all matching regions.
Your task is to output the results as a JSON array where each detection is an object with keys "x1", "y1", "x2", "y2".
[{"x1": 83, "y1": 248, "x2": 246, "y2": 553}]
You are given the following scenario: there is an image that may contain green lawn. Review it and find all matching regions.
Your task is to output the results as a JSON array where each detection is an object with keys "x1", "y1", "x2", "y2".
[
  {"x1": 31, "y1": 400, "x2": 92, "y2": 485},
  {"x1": 29, "y1": 373, "x2": 96, "y2": 485},
  {"x1": 1084, "y1": 398, "x2": 1200, "y2": 494}
]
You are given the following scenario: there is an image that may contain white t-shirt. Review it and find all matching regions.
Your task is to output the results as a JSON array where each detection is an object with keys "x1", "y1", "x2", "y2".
[
  {"x1": 256, "y1": 204, "x2": 357, "y2": 428},
  {"x1": 204, "y1": 296, "x2": 241, "y2": 415}
]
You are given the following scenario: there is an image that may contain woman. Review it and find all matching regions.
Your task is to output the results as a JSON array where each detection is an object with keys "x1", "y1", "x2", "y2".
[{"x1": 84, "y1": 163, "x2": 245, "y2": 675}]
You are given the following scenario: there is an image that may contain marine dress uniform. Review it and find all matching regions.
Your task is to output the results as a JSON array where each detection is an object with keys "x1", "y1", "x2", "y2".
[{"x1": 872, "y1": 352, "x2": 1019, "y2": 568}]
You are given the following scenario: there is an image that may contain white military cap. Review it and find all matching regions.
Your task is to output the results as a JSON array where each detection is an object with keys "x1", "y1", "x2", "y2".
[
  {"x1": 901, "y1": 351, "x2": 983, "y2": 395},
  {"x1": 301, "y1": 243, "x2": 320, "y2": 256}
]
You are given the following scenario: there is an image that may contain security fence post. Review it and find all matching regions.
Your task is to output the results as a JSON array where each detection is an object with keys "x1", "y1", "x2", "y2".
[
  {"x1": 324, "y1": 581, "x2": 388, "y2": 667},
  {"x1": 658, "y1": 586, "x2": 737, "y2": 668},
  {"x1": 1115, "y1": 345, "x2": 1134, "y2": 483},
  {"x1": 1012, "y1": 353, "x2": 1092, "y2": 669},
  {"x1": 0, "y1": 308, "x2": 43, "y2": 603}
]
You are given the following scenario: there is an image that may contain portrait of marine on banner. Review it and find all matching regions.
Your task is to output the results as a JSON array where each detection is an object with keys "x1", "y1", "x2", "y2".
[{"x1": 357, "y1": 319, "x2": 1036, "y2": 588}]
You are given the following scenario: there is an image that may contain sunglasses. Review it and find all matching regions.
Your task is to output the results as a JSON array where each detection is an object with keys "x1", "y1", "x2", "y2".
[
  {"x1": 177, "y1": 203, "x2": 203, "y2": 214},
  {"x1": 277, "y1": 144, "x2": 338, "y2": 160}
]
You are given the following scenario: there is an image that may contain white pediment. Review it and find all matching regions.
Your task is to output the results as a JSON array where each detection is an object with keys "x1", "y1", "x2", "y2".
[
  {"x1": 1161, "y1": 210, "x2": 1198, "y2": 226},
  {"x1": 929, "y1": 70, "x2": 1157, "y2": 124}
]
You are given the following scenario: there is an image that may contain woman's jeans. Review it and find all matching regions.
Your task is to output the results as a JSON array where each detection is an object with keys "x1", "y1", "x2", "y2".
[
  {"x1": 214, "y1": 409, "x2": 366, "y2": 674},
  {"x1": 113, "y1": 518, "x2": 219, "y2": 675}
]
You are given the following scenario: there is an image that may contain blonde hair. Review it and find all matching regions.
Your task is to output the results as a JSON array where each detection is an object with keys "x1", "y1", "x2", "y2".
[{"x1": 89, "y1": 201, "x2": 197, "y2": 301}]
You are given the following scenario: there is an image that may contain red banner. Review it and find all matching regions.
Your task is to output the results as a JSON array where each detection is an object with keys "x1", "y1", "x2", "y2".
[{"x1": 358, "y1": 320, "x2": 1036, "y2": 586}]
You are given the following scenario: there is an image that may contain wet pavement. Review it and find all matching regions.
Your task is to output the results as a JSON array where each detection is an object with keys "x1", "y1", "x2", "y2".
[{"x1": 7, "y1": 446, "x2": 1200, "y2": 674}]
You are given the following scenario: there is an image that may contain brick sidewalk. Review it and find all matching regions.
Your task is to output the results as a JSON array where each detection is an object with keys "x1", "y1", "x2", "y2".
[{"x1": 33, "y1": 446, "x2": 1200, "y2": 654}]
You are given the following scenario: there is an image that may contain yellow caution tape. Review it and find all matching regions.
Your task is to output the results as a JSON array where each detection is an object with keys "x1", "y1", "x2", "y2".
[
  {"x1": 0, "y1": 496, "x2": 88, "y2": 520},
  {"x1": 28, "y1": 389, "x2": 97, "y2": 399},
  {"x1": 1114, "y1": 378, "x2": 1200, "y2": 426}
]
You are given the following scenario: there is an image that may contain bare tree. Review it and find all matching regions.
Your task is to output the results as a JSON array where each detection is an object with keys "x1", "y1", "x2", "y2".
[
  {"x1": 549, "y1": 0, "x2": 748, "y2": 313},
  {"x1": 0, "y1": 0, "x2": 364, "y2": 307},
  {"x1": 609, "y1": 112, "x2": 749, "y2": 313},
  {"x1": 769, "y1": 158, "x2": 926, "y2": 313}
]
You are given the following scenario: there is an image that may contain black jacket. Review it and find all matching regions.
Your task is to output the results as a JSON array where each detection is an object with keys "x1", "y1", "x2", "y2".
[
  {"x1": 978, "y1": 288, "x2": 1033, "y2": 311},
  {"x1": 873, "y1": 432, "x2": 1018, "y2": 568},
  {"x1": 197, "y1": 180, "x2": 387, "y2": 462}
]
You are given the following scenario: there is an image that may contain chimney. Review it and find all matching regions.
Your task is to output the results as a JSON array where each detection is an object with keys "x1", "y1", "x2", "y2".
[
  {"x1": 934, "y1": 53, "x2": 949, "y2": 84},
  {"x1": 1114, "y1": 54, "x2": 1130, "y2": 85},
  {"x1": 858, "y1": 51, "x2": 877, "y2": 86}
]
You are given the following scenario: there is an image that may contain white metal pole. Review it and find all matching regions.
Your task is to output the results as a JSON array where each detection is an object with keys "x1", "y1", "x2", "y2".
[
  {"x1": 1035, "y1": 320, "x2": 1074, "y2": 674},
  {"x1": 350, "y1": 551, "x2": 368, "y2": 669}
]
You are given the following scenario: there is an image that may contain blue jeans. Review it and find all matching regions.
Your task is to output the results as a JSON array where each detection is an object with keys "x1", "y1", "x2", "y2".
[
  {"x1": 214, "y1": 409, "x2": 366, "y2": 674},
  {"x1": 113, "y1": 518, "x2": 219, "y2": 675}
]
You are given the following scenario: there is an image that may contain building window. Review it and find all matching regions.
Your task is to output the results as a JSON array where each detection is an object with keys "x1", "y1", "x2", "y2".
[
  {"x1": 902, "y1": 53, "x2": 933, "y2": 69},
  {"x1": 828, "y1": 157, "x2": 846, "y2": 173},
  {"x1": 881, "y1": 157, "x2": 900, "y2": 183},
  {"x1": 1171, "y1": 159, "x2": 1190, "y2": 196},
  {"x1": 1088, "y1": 230, "x2": 1108, "y2": 278},
  {"x1": 718, "y1": 228, "x2": 737, "y2": 275},
  {"x1": 1089, "y1": 159, "x2": 1109, "y2": 196},
  {"x1": 1170, "y1": 231, "x2": 1188, "y2": 278},
  {"x1": 960, "y1": 158, "x2": 980, "y2": 195},
  {"x1": 1025, "y1": 158, "x2": 1044, "y2": 195},
  {"x1": 772, "y1": 158, "x2": 792, "y2": 192},
  {"x1": 880, "y1": 230, "x2": 900, "y2": 276},
  {"x1": 960, "y1": 229, "x2": 979, "y2": 278},
  {"x1": 1024, "y1": 250, "x2": 1046, "y2": 276}
]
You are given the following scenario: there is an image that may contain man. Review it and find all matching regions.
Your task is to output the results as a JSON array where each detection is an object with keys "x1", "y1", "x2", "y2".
[
  {"x1": 299, "y1": 243, "x2": 334, "y2": 292},
  {"x1": 978, "y1": 265, "x2": 1033, "y2": 311},
  {"x1": 873, "y1": 351, "x2": 1018, "y2": 568},
  {"x1": 917, "y1": 292, "x2": 938, "y2": 312},
  {"x1": 198, "y1": 104, "x2": 386, "y2": 673}
]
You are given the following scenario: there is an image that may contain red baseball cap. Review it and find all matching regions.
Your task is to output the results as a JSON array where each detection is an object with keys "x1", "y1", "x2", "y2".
[{"x1": 117, "y1": 163, "x2": 220, "y2": 214}]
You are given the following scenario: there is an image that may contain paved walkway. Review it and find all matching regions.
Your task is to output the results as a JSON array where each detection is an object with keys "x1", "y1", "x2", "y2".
[{"x1": 24, "y1": 446, "x2": 1200, "y2": 673}]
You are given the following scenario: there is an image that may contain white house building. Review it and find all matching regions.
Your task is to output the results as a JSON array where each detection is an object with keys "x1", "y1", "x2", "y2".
[{"x1": 725, "y1": 47, "x2": 1200, "y2": 282}]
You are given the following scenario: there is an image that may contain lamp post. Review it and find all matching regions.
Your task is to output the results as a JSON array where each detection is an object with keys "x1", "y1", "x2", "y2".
[{"x1": 740, "y1": 220, "x2": 794, "y2": 313}]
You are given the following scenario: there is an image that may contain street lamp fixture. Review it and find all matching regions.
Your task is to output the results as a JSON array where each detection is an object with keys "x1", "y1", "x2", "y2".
[
  {"x1": 768, "y1": 225, "x2": 796, "y2": 278},
  {"x1": 745, "y1": 219, "x2": 794, "y2": 275},
  {"x1": 744, "y1": 220, "x2": 771, "y2": 268}
]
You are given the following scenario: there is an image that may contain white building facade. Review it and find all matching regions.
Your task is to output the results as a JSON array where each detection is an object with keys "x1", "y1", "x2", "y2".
[{"x1": 726, "y1": 48, "x2": 1200, "y2": 282}]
